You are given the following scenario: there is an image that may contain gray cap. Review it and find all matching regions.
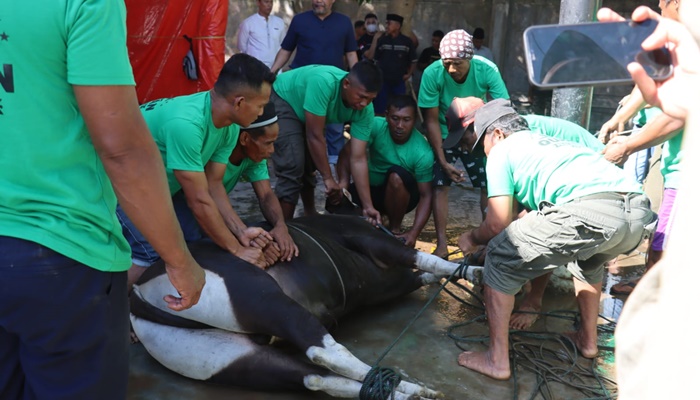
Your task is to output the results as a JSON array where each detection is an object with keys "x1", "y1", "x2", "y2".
[{"x1": 472, "y1": 99, "x2": 517, "y2": 152}]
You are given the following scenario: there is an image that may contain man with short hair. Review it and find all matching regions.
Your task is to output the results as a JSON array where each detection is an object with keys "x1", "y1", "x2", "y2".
[
  {"x1": 417, "y1": 30, "x2": 445, "y2": 72},
  {"x1": 472, "y1": 27, "x2": 495, "y2": 62},
  {"x1": 354, "y1": 20, "x2": 366, "y2": 42},
  {"x1": 418, "y1": 29, "x2": 509, "y2": 259},
  {"x1": 336, "y1": 95, "x2": 434, "y2": 246},
  {"x1": 270, "y1": 61, "x2": 382, "y2": 220},
  {"x1": 456, "y1": 99, "x2": 655, "y2": 381},
  {"x1": 1, "y1": 2, "x2": 205, "y2": 398},
  {"x1": 270, "y1": 0, "x2": 357, "y2": 73},
  {"x1": 364, "y1": 13, "x2": 417, "y2": 116},
  {"x1": 237, "y1": 0, "x2": 286, "y2": 68},
  {"x1": 172, "y1": 102, "x2": 300, "y2": 264},
  {"x1": 118, "y1": 54, "x2": 276, "y2": 287}
]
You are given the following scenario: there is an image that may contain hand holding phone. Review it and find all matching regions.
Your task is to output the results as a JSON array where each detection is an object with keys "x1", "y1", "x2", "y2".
[
  {"x1": 599, "y1": 6, "x2": 700, "y2": 120},
  {"x1": 523, "y1": 18, "x2": 673, "y2": 89}
]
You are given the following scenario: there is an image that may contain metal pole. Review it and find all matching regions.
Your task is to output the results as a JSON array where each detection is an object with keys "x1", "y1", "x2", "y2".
[{"x1": 550, "y1": 0, "x2": 602, "y2": 129}]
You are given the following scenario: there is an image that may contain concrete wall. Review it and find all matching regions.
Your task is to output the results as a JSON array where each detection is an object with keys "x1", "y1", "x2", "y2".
[{"x1": 226, "y1": 0, "x2": 659, "y2": 130}]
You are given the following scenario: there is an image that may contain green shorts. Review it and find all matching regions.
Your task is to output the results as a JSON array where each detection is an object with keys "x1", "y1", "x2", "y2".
[{"x1": 483, "y1": 192, "x2": 656, "y2": 295}]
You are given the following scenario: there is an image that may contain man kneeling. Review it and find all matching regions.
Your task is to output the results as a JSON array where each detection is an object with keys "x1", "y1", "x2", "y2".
[
  {"x1": 336, "y1": 95, "x2": 434, "y2": 247},
  {"x1": 457, "y1": 99, "x2": 656, "y2": 380}
]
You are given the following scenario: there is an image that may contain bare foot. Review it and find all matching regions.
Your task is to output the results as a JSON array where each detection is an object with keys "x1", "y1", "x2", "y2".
[
  {"x1": 457, "y1": 350, "x2": 511, "y2": 380},
  {"x1": 432, "y1": 246, "x2": 449, "y2": 260},
  {"x1": 563, "y1": 331, "x2": 598, "y2": 359},
  {"x1": 509, "y1": 305, "x2": 541, "y2": 330}
]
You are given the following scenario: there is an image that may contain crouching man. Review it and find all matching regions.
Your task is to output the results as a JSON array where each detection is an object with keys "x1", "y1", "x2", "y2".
[
  {"x1": 336, "y1": 95, "x2": 434, "y2": 247},
  {"x1": 456, "y1": 99, "x2": 656, "y2": 380}
]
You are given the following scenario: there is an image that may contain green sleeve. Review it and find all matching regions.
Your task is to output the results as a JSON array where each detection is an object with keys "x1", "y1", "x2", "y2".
[
  {"x1": 414, "y1": 147, "x2": 435, "y2": 183},
  {"x1": 210, "y1": 125, "x2": 239, "y2": 164},
  {"x1": 485, "y1": 147, "x2": 515, "y2": 198},
  {"x1": 417, "y1": 64, "x2": 441, "y2": 108},
  {"x1": 485, "y1": 63, "x2": 509, "y2": 100},
  {"x1": 349, "y1": 108, "x2": 374, "y2": 140},
  {"x1": 244, "y1": 160, "x2": 270, "y2": 182}
]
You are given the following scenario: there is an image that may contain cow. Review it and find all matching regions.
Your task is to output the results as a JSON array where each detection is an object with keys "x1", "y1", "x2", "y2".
[{"x1": 130, "y1": 214, "x2": 480, "y2": 399}]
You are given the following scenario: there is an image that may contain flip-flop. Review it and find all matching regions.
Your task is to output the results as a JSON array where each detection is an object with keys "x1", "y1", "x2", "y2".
[{"x1": 610, "y1": 280, "x2": 638, "y2": 295}]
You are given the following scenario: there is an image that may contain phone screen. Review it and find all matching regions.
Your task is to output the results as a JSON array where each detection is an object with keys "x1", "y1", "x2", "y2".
[{"x1": 523, "y1": 19, "x2": 672, "y2": 88}]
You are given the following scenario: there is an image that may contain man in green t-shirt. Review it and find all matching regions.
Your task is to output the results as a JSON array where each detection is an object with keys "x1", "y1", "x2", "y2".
[
  {"x1": 1, "y1": 1, "x2": 205, "y2": 398},
  {"x1": 455, "y1": 100, "x2": 655, "y2": 381},
  {"x1": 417, "y1": 29, "x2": 509, "y2": 259},
  {"x1": 172, "y1": 102, "x2": 300, "y2": 264},
  {"x1": 336, "y1": 95, "x2": 434, "y2": 247},
  {"x1": 117, "y1": 54, "x2": 276, "y2": 288},
  {"x1": 270, "y1": 61, "x2": 382, "y2": 220}
]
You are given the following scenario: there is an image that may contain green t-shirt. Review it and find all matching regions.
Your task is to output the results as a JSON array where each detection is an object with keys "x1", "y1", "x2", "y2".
[
  {"x1": 141, "y1": 92, "x2": 240, "y2": 195},
  {"x1": 487, "y1": 131, "x2": 642, "y2": 210},
  {"x1": 223, "y1": 159, "x2": 270, "y2": 193},
  {"x1": 1, "y1": 0, "x2": 136, "y2": 272},
  {"x1": 417, "y1": 56, "x2": 509, "y2": 139},
  {"x1": 632, "y1": 106, "x2": 663, "y2": 127},
  {"x1": 354, "y1": 118, "x2": 435, "y2": 186},
  {"x1": 523, "y1": 114, "x2": 604, "y2": 151},
  {"x1": 272, "y1": 65, "x2": 374, "y2": 138}
]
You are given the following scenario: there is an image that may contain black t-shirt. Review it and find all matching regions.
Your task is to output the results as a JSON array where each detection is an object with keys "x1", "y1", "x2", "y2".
[
  {"x1": 418, "y1": 47, "x2": 440, "y2": 70},
  {"x1": 374, "y1": 34, "x2": 417, "y2": 84},
  {"x1": 357, "y1": 33, "x2": 375, "y2": 59}
]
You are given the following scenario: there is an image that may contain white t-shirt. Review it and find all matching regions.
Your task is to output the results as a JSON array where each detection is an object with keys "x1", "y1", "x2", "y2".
[
  {"x1": 474, "y1": 45, "x2": 494, "y2": 62},
  {"x1": 237, "y1": 13, "x2": 286, "y2": 68}
]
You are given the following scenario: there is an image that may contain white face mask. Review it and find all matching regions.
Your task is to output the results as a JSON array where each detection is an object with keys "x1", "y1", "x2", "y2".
[{"x1": 366, "y1": 23, "x2": 378, "y2": 33}]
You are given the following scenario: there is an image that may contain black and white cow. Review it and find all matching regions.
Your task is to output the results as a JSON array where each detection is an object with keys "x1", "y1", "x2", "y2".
[{"x1": 130, "y1": 215, "x2": 479, "y2": 399}]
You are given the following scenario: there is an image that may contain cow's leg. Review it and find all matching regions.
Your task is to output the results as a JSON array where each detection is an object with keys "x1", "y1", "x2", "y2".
[
  {"x1": 306, "y1": 334, "x2": 442, "y2": 399},
  {"x1": 132, "y1": 316, "x2": 430, "y2": 399},
  {"x1": 414, "y1": 252, "x2": 483, "y2": 284}
]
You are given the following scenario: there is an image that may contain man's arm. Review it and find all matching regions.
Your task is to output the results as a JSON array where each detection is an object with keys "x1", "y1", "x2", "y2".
[
  {"x1": 175, "y1": 168, "x2": 267, "y2": 268},
  {"x1": 458, "y1": 195, "x2": 512, "y2": 254},
  {"x1": 237, "y1": 20, "x2": 250, "y2": 54},
  {"x1": 74, "y1": 85, "x2": 204, "y2": 311},
  {"x1": 252, "y1": 179, "x2": 299, "y2": 262},
  {"x1": 345, "y1": 51, "x2": 358, "y2": 69},
  {"x1": 603, "y1": 112, "x2": 685, "y2": 165},
  {"x1": 270, "y1": 49, "x2": 292, "y2": 74},
  {"x1": 422, "y1": 106, "x2": 464, "y2": 183},
  {"x1": 205, "y1": 162, "x2": 272, "y2": 249},
  {"x1": 305, "y1": 112, "x2": 342, "y2": 204},
  {"x1": 363, "y1": 32, "x2": 383, "y2": 60},
  {"x1": 397, "y1": 181, "x2": 432, "y2": 247},
  {"x1": 404, "y1": 61, "x2": 417, "y2": 81},
  {"x1": 599, "y1": 86, "x2": 646, "y2": 144},
  {"x1": 348, "y1": 137, "x2": 381, "y2": 224}
]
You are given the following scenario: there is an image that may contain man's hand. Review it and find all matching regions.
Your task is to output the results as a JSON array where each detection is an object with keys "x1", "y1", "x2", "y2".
[
  {"x1": 458, "y1": 230, "x2": 481, "y2": 257},
  {"x1": 602, "y1": 136, "x2": 630, "y2": 165},
  {"x1": 598, "y1": 6, "x2": 700, "y2": 120},
  {"x1": 262, "y1": 242, "x2": 282, "y2": 266},
  {"x1": 234, "y1": 246, "x2": 268, "y2": 269},
  {"x1": 396, "y1": 230, "x2": 419, "y2": 248},
  {"x1": 442, "y1": 162, "x2": 466, "y2": 183},
  {"x1": 270, "y1": 226, "x2": 299, "y2": 262},
  {"x1": 324, "y1": 177, "x2": 342, "y2": 205},
  {"x1": 163, "y1": 258, "x2": 206, "y2": 311},
  {"x1": 599, "y1": 116, "x2": 626, "y2": 144},
  {"x1": 362, "y1": 206, "x2": 382, "y2": 226},
  {"x1": 239, "y1": 227, "x2": 273, "y2": 248}
]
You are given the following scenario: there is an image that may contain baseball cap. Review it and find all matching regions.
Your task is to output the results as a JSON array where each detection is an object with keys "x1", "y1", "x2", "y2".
[
  {"x1": 443, "y1": 97, "x2": 485, "y2": 150},
  {"x1": 472, "y1": 99, "x2": 517, "y2": 152}
]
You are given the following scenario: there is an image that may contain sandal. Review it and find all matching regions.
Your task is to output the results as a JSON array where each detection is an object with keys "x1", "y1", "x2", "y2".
[{"x1": 610, "y1": 279, "x2": 639, "y2": 295}]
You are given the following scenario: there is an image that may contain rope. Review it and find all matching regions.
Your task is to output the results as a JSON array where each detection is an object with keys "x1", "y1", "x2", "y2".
[
  {"x1": 287, "y1": 223, "x2": 347, "y2": 310},
  {"x1": 359, "y1": 260, "x2": 470, "y2": 400}
]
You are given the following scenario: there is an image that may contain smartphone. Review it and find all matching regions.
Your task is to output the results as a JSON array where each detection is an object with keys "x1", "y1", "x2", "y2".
[{"x1": 523, "y1": 19, "x2": 673, "y2": 89}]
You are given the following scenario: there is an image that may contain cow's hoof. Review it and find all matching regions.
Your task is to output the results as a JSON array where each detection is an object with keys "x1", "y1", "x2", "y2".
[{"x1": 464, "y1": 265, "x2": 483, "y2": 286}]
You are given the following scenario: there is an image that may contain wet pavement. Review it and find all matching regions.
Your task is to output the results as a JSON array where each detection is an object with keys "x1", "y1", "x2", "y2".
[{"x1": 127, "y1": 162, "x2": 654, "y2": 399}]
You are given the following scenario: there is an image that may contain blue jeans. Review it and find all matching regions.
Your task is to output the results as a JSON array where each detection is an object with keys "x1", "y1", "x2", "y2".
[
  {"x1": 116, "y1": 193, "x2": 203, "y2": 267},
  {"x1": 0, "y1": 237, "x2": 129, "y2": 400},
  {"x1": 325, "y1": 123, "x2": 344, "y2": 165},
  {"x1": 622, "y1": 124, "x2": 655, "y2": 184}
]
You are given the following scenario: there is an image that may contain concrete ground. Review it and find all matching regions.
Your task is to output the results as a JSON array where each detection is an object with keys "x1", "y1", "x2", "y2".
[{"x1": 128, "y1": 159, "x2": 659, "y2": 399}]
